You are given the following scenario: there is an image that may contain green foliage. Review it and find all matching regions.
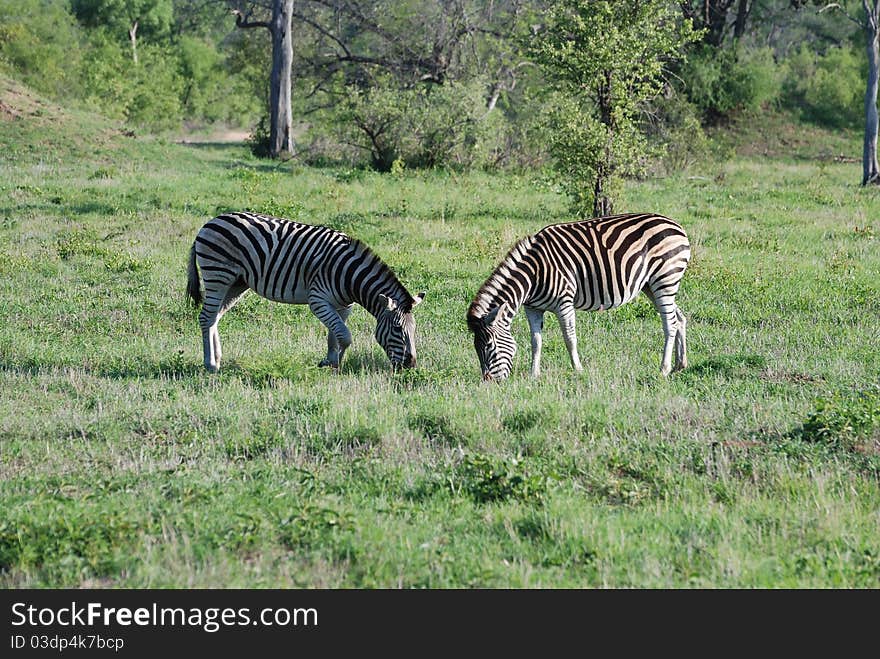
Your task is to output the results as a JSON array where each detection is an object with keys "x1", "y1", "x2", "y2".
[
  {"x1": 450, "y1": 452, "x2": 551, "y2": 504},
  {"x1": 643, "y1": 92, "x2": 711, "y2": 174},
  {"x1": 80, "y1": 37, "x2": 183, "y2": 130},
  {"x1": 527, "y1": 0, "x2": 700, "y2": 215},
  {"x1": 71, "y1": 0, "x2": 173, "y2": 44},
  {"x1": 783, "y1": 44, "x2": 863, "y2": 130},
  {"x1": 682, "y1": 45, "x2": 784, "y2": 120},
  {"x1": 332, "y1": 76, "x2": 496, "y2": 171},
  {"x1": 0, "y1": 0, "x2": 84, "y2": 97},
  {"x1": 795, "y1": 386, "x2": 880, "y2": 452}
]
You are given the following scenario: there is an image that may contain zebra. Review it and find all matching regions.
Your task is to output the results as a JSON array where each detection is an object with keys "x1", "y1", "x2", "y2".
[
  {"x1": 186, "y1": 211, "x2": 426, "y2": 373},
  {"x1": 466, "y1": 213, "x2": 690, "y2": 381}
]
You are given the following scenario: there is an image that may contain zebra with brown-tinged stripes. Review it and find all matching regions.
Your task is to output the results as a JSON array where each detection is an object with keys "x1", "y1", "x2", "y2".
[
  {"x1": 467, "y1": 213, "x2": 690, "y2": 381},
  {"x1": 187, "y1": 211, "x2": 426, "y2": 373}
]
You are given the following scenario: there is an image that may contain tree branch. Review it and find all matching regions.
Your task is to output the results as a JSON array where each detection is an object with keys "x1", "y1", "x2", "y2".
[
  {"x1": 232, "y1": 8, "x2": 270, "y2": 30},
  {"x1": 819, "y1": 3, "x2": 865, "y2": 28}
]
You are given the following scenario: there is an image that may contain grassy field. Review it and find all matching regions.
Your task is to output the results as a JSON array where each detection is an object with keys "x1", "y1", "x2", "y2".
[{"x1": 1, "y1": 77, "x2": 879, "y2": 588}]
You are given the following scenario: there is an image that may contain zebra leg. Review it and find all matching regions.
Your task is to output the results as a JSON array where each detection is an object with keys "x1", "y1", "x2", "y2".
[
  {"x1": 309, "y1": 296, "x2": 352, "y2": 370},
  {"x1": 643, "y1": 285, "x2": 682, "y2": 377},
  {"x1": 674, "y1": 306, "x2": 687, "y2": 372},
  {"x1": 555, "y1": 304, "x2": 584, "y2": 373},
  {"x1": 319, "y1": 305, "x2": 353, "y2": 367},
  {"x1": 650, "y1": 295, "x2": 678, "y2": 377},
  {"x1": 525, "y1": 306, "x2": 544, "y2": 377},
  {"x1": 213, "y1": 280, "x2": 249, "y2": 366},
  {"x1": 198, "y1": 304, "x2": 222, "y2": 373}
]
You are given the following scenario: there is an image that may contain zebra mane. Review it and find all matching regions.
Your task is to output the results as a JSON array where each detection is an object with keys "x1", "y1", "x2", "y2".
[
  {"x1": 467, "y1": 234, "x2": 535, "y2": 325},
  {"x1": 346, "y1": 237, "x2": 415, "y2": 308}
]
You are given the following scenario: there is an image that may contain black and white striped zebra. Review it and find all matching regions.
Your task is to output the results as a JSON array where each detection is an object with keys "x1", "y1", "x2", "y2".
[
  {"x1": 186, "y1": 211, "x2": 426, "y2": 372},
  {"x1": 467, "y1": 213, "x2": 690, "y2": 381}
]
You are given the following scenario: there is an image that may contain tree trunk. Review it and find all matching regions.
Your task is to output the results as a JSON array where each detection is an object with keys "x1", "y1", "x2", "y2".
[
  {"x1": 592, "y1": 171, "x2": 613, "y2": 217},
  {"x1": 129, "y1": 20, "x2": 138, "y2": 64},
  {"x1": 593, "y1": 71, "x2": 614, "y2": 217},
  {"x1": 733, "y1": 0, "x2": 750, "y2": 41},
  {"x1": 863, "y1": 0, "x2": 880, "y2": 185},
  {"x1": 269, "y1": 0, "x2": 294, "y2": 158}
]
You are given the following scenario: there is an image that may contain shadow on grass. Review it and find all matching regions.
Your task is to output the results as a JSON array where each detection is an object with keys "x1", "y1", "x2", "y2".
[
  {"x1": 683, "y1": 353, "x2": 768, "y2": 378},
  {"x1": 339, "y1": 351, "x2": 392, "y2": 375},
  {"x1": 0, "y1": 356, "x2": 205, "y2": 381}
]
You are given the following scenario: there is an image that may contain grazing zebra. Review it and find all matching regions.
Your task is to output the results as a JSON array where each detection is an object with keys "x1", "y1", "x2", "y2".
[
  {"x1": 187, "y1": 211, "x2": 426, "y2": 372},
  {"x1": 467, "y1": 213, "x2": 690, "y2": 381}
]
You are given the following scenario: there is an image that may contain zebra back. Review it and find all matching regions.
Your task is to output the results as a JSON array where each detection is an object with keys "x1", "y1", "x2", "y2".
[
  {"x1": 468, "y1": 213, "x2": 690, "y2": 321},
  {"x1": 193, "y1": 211, "x2": 416, "y2": 315}
]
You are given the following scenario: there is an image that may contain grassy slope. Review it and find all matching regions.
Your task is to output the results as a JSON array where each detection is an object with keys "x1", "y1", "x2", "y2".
[{"x1": 1, "y1": 77, "x2": 878, "y2": 587}]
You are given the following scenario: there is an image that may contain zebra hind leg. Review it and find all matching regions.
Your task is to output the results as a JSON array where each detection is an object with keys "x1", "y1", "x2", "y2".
[
  {"x1": 673, "y1": 306, "x2": 687, "y2": 372},
  {"x1": 199, "y1": 278, "x2": 247, "y2": 373},
  {"x1": 319, "y1": 306, "x2": 353, "y2": 368},
  {"x1": 555, "y1": 303, "x2": 584, "y2": 373},
  {"x1": 651, "y1": 295, "x2": 678, "y2": 377}
]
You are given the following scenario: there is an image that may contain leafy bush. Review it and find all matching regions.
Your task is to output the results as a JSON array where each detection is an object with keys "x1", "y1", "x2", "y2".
[
  {"x1": 334, "y1": 77, "x2": 496, "y2": 171},
  {"x1": 644, "y1": 91, "x2": 711, "y2": 174},
  {"x1": 79, "y1": 37, "x2": 183, "y2": 131},
  {"x1": 0, "y1": 0, "x2": 84, "y2": 98},
  {"x1": 794, "y1": 386, "x2": 880, "y2": 452},
  {"x1": 683, "y1": 45, "x2": 783, "y2": 120},
  {"x1": 783, "y1": 44, "x2": 863, "y2": 130},
  {"x1": 449, "y1": 452, "x2": 551, "y2": 504}
]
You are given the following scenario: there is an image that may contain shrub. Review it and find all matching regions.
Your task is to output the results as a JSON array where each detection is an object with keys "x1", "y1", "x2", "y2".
[
  {"x1": 334, "y1": 76, "x2": 497, "y2": 171},
  {"x1": 794, "y1": 386, "x2": 880, "y2": 453},
  {"x1": 783, "y1": 44, "x2": 863, "y2": 130},
  {"x1": 449, "y1": 452, "x2": 550, "y2": 504},
  {"x1": 0, "y1": 0, "x2": 84, "y2": 98},
  {"x1": 683, "y1": 45, "x2": 783, "y2": 120}
]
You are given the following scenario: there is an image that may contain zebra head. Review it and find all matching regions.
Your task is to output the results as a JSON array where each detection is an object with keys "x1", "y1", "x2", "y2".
[
  {"x1": 375, "y1": 292, "x2": 426, "y2": 370},
  {"x1": 468, "y1": 302, "x2": 517, "y2": 381}
]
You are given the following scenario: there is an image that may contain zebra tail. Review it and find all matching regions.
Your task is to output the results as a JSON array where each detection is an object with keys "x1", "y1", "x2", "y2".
[{"x1": 186, "y1": 243, "x2": 203, "y2": 307}]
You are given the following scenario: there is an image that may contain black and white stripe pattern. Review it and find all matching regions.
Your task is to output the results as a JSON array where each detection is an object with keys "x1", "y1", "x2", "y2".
[
  {"x1": 187, "y1": 211, "x2": 425, "y2": 372},
  {"x1": 467, "y1": 213, "x2": 690, "y2": 380}
]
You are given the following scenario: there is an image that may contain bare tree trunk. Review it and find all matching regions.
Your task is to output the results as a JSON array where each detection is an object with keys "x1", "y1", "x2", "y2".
[
  {"x1": 269, "y1": 0, "x2": 294, "y2": 158},
  {"x1": 593, "y1": 170, "x2": 613, "y2": 217},
  {"x1": 129, "y1": 20, "x2": 138, "y2": 64},
  {"x1": 863, "y1": 0, "x2": 880, "y2": 185},
  {"x1": 593, "y1": 72, "x2": 614, "y2": 217},
  {"x1": 733, "y1": 0, "x2": 750, "y2": 41},
  {"x1": 234, "y1": 1, "x2": 295, "y2": 159}
]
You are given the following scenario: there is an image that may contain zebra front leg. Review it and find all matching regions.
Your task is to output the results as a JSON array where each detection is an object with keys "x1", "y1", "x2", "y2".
[
  {"x1": 319, "y1": 305, "x2": 353, "y2": 367},
  {"x1": 525, "y1": 306, "x2": 544, "y2": 377},
  {"x1": 309, "y1": 296, "x2": 352, "y2": 371},
  {"x1": 556, "y1": 304, "x2": 583, "y2": 373}
]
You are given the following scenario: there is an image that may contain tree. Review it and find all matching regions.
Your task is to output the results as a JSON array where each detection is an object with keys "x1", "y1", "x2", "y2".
[
  {"x1": 860, "y1": 0, "x2": 880, "y2": 184},
  {"x1": 528, "y1": 0, "x2": 699, "y2": 216},
  {"x1": 287, "y1": 0, "x2": 540, "y2": 169},
  {"x1": 818, "y1": 1, "x2": 880, "y2": 184},
  {"x1": 71, "y1": 0, "x2": 173, "y2": 63},
  {"x1": 230, "y1": 0, "x2": 294, "y2": 158}
]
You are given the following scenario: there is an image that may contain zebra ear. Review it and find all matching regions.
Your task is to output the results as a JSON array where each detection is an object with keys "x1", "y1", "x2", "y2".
[
  {"x1": 483, "y1": 302, "x2": 509, "y2": 327},
  {"x1": 411, "y1": 291, "x2": 426, "y2": 307},
  {"x1": 378, "y1": 293, "x2": 398, "y2": 311}
]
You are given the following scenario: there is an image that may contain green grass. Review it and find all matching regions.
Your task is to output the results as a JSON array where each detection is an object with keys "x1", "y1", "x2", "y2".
[{"x1": 1, "y1": 77, "x2": 879, "y2": 587}]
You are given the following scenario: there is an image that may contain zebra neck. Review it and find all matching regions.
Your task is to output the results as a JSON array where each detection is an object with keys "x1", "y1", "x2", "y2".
[
  {"x1": 344, "y1": 241, "x2": 411, "y2": 317},
  {"x1": 469, "y1": 237, "x2": 535, "y2": 320}
]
